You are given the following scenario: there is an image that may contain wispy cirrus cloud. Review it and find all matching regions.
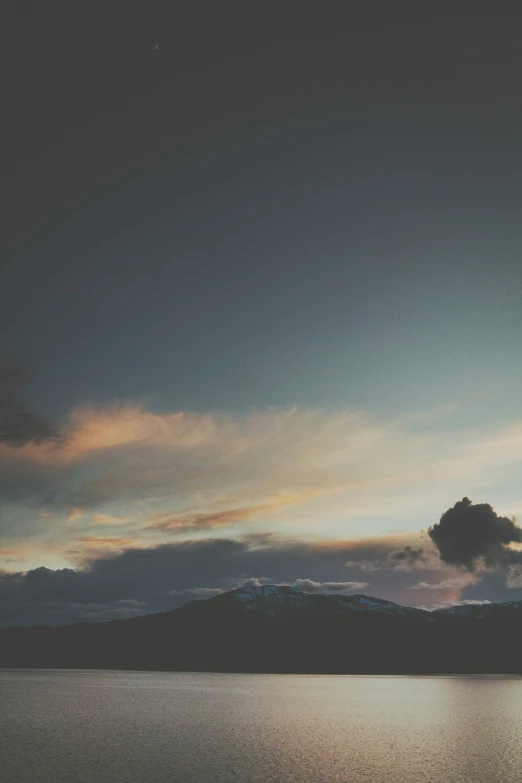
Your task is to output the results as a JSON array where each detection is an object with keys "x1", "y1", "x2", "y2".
[
  {"x1": 148, "y1": 489, "x2": 336, "y2": 535},
  {"x1": 2, "y1": 404, "x2": 521, "y2": 515},
  {"x1": 1, "y1": 398, "x2": 521, "y2": 578}
]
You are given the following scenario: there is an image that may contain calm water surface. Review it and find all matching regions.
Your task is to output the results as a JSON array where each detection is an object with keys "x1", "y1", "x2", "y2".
[{"x1": 1, "y1": 670, "x2": 521, "y2": 782}]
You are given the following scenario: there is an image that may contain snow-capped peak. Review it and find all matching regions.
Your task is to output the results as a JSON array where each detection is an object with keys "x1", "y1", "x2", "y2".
[
  {"x1": 230, "y1": 584, "x2": 308, "y2": 608},
  {"x1": 219, "y1": 584, "x2": 425, "y2": 617}
]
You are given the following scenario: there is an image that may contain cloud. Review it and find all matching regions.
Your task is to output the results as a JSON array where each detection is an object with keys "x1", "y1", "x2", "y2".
[
  {"x1": 428, "y1": 497, "x2": 522, "y2": 571},
  {"x1": 2, "y1": 404, "x2": 521, "y2": 517},
  {"x1": 291, "y1": 578, "x2": 369, "y2": 593},
  {"x1": 417, "y1": 597, "x2": 493, "y2": 611},
  {"x1": 344, "y1": 559, "x2": 381, "y2": 572},
  {"x1": 1, "y1": 395, "x2": 522, "y2": 596},
  {"x1": 237, "y1": 577, "x2": 272, "y2": 588},
  {"x1": 411, "y1": 574, "x2": 477, "y2": 591},
  {"x1": 389, "y1": 546, "x2": 426, "y2": 569},
  {"x1": 91, "y1": 514, "x2": 132, "y2": 526},
  {"x1": 152, "y1": 507, "x2": 262, "y2": 533},
  {"x1": 0, "y1": 535, "x2": 428, "y2": 626},
  {"x1": 65, "y1": 535, "x2": 144, "y2": 561},
  {"x1": 0, "y1": 356, "x2": 60, "y2": 447},
  {"x1": 456, "y1": 568, "x2": 522, "y2": 606},
  {"x1": 4, "y1": 517, "x2": 520, "y2": 627},
  {"x1": 233, "y1": 577, "x2": 369, "y2": 594},
  {"x1": 148, "y1": 491, "x2": 328, "y2": 535},
  {"x1": 507, "y1": 564, "x2": 522, "y2": 588}
]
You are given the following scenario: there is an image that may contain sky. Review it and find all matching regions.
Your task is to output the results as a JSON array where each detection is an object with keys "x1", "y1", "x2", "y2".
[{"x1": 1, "y1": 3, "x2": 521, "y2": 625}]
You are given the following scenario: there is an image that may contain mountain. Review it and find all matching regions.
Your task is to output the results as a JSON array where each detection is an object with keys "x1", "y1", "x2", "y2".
[
  {"x1": 433, "y1": 600, "x2": 521, "y2": 618},
  {"x1": 1, "y1": 585, "x2": 521, "y2": 674},
  {"x1": 182, "y1": 584, "x2": 429, "y2": 617}
]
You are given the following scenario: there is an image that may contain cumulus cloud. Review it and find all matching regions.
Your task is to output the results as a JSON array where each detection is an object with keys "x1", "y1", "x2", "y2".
[
  {"x1": 428, "y1": 497, "x2": 522, "y2": 571},
  {"x1": 238, "y1": 577, "x2": 272, "y2": 588}
]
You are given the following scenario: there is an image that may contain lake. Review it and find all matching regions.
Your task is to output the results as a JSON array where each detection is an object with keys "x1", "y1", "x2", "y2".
[{"x1": 1, "y1": 670, "x2": 521, "y2": 782}]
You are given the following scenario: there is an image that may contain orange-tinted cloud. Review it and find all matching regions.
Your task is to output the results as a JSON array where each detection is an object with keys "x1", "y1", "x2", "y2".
[
  {"x1": 2, "y1": 403, "x2": 521, "y2": 574},
  {"x1": 149, "y1": 489, "x2": 336, "y2": 534},
  {"x1": 90, "y1": 514, "x2": 132, "y2": 526},
  {"x1": 0, "y1": 531, "x2": 487, "y2": 626},
  {"x1": 65, "y1": 535, "x2": 144, "y2": 563},
  {"x1": 150, "y1": 504, "x2": 277, "y2": 533}
]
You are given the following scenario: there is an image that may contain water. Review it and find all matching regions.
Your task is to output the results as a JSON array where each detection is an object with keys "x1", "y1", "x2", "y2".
[{"x1": 1, "y1": 670, "x2": 522, "y2": 783}]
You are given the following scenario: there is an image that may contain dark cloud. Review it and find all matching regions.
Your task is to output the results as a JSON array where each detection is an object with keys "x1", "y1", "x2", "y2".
[
  {"x1": 0, "y1": 537, "x2": 423, "y2": 627},
  {"x1": 0, "y1": 358, "x2": 64, "y2": 515},
  {"x1": 5, "y1": 499, "x2": 521, "y2": 626},
  {"x1": 0, "y1": 356, "x2": 60, "y2": 446},
  {"x1": 389, "y1": 546, "x2": 426, "y2": 568},
  {"x1": 428, "y1": 497, "x2": 522, "y2": 571}
]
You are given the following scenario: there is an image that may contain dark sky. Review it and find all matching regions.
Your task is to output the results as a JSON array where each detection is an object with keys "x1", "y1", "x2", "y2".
[
  {"x1": 3, "y1": 3, "x2": 521, "y2": 415},
  {"x1": 1, "y1": 3, "x2": 521, "y2": 623}
]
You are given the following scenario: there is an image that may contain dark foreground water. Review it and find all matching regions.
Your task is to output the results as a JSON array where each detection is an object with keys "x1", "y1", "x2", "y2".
[{"x1": 1, "y1": 670, "x2": 522, "y2": 783}]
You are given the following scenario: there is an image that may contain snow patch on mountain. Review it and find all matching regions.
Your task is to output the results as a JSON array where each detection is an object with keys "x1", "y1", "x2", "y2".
[
  {"x1": 230, "y1": 585, "x2": 311, "y2": 609},
  {"x1": 435, "y1": 599, "x2": 522, "y2": 617},
  {"x1": 185, "y1": 584, "x2": 522, "y2": 619},
  {"x1": 225, "y1": 585, "x2": 426, "y2": 617}
]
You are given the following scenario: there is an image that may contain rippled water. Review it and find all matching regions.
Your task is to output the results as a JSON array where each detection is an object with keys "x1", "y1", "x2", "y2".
[{"x1": 1, "y1": 670, "x2": 522, "y2": 782}]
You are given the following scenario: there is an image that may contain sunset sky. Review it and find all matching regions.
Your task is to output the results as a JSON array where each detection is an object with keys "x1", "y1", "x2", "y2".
[{"x1": 1, "y1": 4, "x2": 521, "y2": 625}]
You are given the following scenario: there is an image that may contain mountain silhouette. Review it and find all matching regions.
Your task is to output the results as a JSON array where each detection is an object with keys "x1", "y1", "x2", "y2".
[{"x1": 1, "y1": 585, "x2": 521, "y2": 673}]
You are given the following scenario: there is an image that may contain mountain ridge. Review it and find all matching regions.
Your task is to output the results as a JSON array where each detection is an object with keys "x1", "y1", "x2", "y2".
[
  {"x1": 1, "y1": 585, "x2": 521, "y2": 674},
  {"x1": 180, "y1": 585, "x2": 431, "y2": 617}
]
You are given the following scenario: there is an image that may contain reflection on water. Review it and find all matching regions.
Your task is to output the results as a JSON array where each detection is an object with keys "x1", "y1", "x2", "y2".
[{"x1": 1, "y1": 670, "x2": 521, "y2": 783}]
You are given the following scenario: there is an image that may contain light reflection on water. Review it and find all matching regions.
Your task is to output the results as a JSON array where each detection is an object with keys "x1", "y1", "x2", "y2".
[{"x1": 1, "y1": 670, "x2": 521, "y2": 783}]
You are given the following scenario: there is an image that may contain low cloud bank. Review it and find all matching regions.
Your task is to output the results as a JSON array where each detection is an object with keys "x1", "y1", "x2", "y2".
[
  {"x1": 3, "y1": 507, "x2": 522, "y2": 627},
  {"x1": 0, "y1": 536, "x2": 432, "y2": 626}
]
